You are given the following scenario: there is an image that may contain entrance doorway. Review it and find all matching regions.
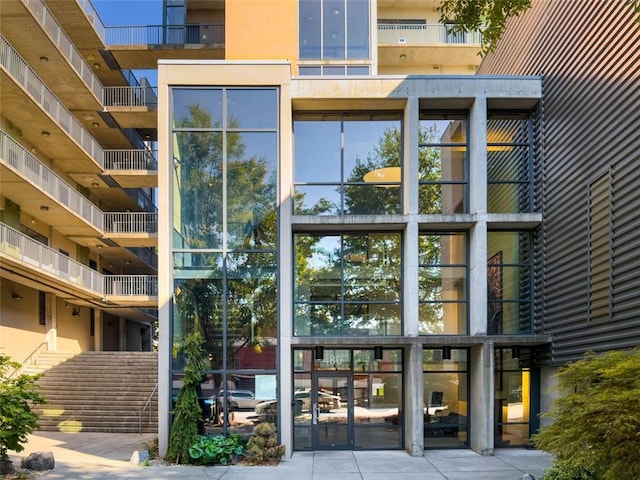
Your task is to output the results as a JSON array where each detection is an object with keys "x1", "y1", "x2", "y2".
[{"x1": 293, "y1": 348, "x2": 403, "y2": 451}]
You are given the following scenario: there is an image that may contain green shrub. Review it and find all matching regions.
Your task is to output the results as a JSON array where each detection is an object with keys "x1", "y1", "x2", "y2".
[
  {"x1": 188, "y1": 433, "x2": 244, "y2": 465},
  {"x1": 245, "y1": 422, "x2": 285, "y2": 465},
  {"x1": 0, "y1": 355, "x2": 46, "y2": 475},
  {"x1": 533, "y1": 347, "x2": 640, "y2": 480},
  {"x1": 541, "y1": 462, "x2": 599, "y2": 480}
]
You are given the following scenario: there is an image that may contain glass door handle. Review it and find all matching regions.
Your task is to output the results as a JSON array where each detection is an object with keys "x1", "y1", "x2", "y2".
[{"x1": 312, "y1": 403, "x2": 319, "y2": 425}]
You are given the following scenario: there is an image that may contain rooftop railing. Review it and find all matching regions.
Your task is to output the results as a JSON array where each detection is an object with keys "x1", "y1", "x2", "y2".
[
  {"x1": 104, "y1": 149, "x2": 158, "y2": 170},
  {"x1": 21, "y1": 0, "x2": 103, "y2": 102},
  {"x1": 0, "y1": 132, "x2": 104, "y2": 229},
  {"x1": 0, "y1": 223, "x2": 157, "y2": 298},
  {"x1": 0, "y1": 35, "x2": 103, "y2": 167},
  {"x1": 377, "y1": 23, "x2": 483, "y2": 46},
  {"x1": 104, "y1": 24, "x2": 224, "y2": 46}
]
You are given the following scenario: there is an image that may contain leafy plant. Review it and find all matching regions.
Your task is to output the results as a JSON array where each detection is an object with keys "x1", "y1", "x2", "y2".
[
  {"x1": 533, "y1": 347, "x2": 640, "y2": 480},
  {"x1": 166, "y1": 331, "x2": 209, "y2": 464},
  {"x1": 0, "y1": 355, "x2": 46, "y2": 474},
  {"x1": 541, "y1": 462, "x2": 598, "y2": 480},
  {"x1": 188, "y1": 433, "x2": 244, "y2": 465}
]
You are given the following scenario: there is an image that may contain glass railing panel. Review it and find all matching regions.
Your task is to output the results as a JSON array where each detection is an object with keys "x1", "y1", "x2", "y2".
[{"x1": 0, "y1": 132, "x2": 104, "y2": 229}]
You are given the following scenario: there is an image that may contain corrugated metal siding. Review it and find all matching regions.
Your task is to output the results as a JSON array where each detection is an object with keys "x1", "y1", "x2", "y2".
[{"x1": 479, "y1": 0, "x2": 640, "y2": 364}]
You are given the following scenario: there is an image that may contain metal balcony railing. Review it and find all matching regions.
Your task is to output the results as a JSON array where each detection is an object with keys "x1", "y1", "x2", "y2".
[
  {"x1": 104, "y1": 212, "x2": 158, "y2": 234},
  {"x1": 104, "y1": 275, "x2": 158, "y2": 296},
  {"x1": 125, "y1": 188, "x2": 156, "y2": 213},
  {"x1": 103, "y1": 86, "x2": 158, "y2": 107},
  {"x1": 0, "y1": 223, "x2": 103, "y2": 292},
  {"x1": 0, "y1": 132, "x2": 104, "y2": 229},
  {"x1": 104, "y1": 149, "x2": 158, "y2": 170},
  {"x1": 75, "y1": 0, "x2": 107, "y2": 42},
  {"x1": 0, "y1": 35, "x2": 103, "y2": 167},
  {"x1": 0, "y1": 223, "x2": 158, "y2": 298},
  {"x1": 104, "y1": 24, "x2": 225, "y2": 46},
  {"x1": 21, "y1": 0, "x2": 103, "y2": 102},
  {"x1": 377, "y1": 24, "x2": 483, "y2": 46}
]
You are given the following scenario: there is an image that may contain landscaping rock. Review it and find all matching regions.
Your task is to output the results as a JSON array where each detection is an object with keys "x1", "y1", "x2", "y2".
[
  {"x1": 130, "y1": 449, "x2": 150, "y2": 464},
  {"x1": 23, "y1": 451, "x2": 55, "y2": 471}
]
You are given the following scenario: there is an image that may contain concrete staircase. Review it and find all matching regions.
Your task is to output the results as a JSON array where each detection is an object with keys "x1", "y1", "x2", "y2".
[{"x1": 31, "y1": 351, "x2": 158, "y2": 434}]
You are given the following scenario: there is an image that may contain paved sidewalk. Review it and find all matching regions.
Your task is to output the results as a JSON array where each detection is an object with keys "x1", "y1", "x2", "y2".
[{"x1": 10, "y1": 432, "x2": 553, "y2": 479}]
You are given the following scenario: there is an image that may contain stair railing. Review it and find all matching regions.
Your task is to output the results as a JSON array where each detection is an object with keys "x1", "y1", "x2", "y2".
[
  {"x1": 139, "y1": 381, "x2": 158, "y2": 434},
  {"x1": 7, "y1": 342, "x2": 48, "y2": 379}
]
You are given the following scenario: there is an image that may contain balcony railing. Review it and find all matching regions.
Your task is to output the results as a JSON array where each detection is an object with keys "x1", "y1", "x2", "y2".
[
  {"x1": 0, "y1": 223, "x2": 157, "y2": 298},
  {"x1": 0, "y1": 35, "x2": 103, "y2": 167},
  {"x1": 0, "y1": 132, "x2": 104, "y2": 229},
  {"x1": 104, "y1": 212, "x2": 158, "y2": 234},
  {"x1": 75, "y1": 0, "x2": 107, "y2": 42},
  {"x1": 104, "y1": 24, "x2": 224, "y2": 46},
  {"x1": 21, "y1": 0, "x2": 103, "y2": 102},
  {"x1": 377, "y1": 24, "x2": 483, "y2": 46},
  {"x1": 104, "y1": 149, "x2": 158, "y2": 170},
  {"x1": 104, "y1": 275, "x2": 158, "y2": 296},
  {"x1": 127, "y1": 247, "x2": 158, "y2": 269},
  {"x1": 103, "y1": 86, "x2": 158, "y2": 107}
]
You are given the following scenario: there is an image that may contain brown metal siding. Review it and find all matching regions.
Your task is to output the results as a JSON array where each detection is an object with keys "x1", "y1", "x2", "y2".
[{"x1": 479, "y1": 0, "x2": 640, "y2": 364}]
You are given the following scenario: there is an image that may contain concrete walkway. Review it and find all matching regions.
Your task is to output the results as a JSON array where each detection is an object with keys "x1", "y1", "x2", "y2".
[{"x1": 10, "y1": 432, "x2": 553, "y2": 479}]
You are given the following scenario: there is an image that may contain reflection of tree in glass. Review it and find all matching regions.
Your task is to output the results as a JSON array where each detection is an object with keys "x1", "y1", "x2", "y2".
[{"x1": 419, "y1": 235, "x2": 444, "y2": 334}]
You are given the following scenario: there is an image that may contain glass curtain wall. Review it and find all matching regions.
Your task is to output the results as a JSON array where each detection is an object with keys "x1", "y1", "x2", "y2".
[
  {"x1": 494, "y1": 348, "x2": 531, "y2": 446},
  {"x1": 171, "y1": 87, "x2": 279, "y2": 437},
  {"x1": 294, "y1": 233, "x2": 402, "y2": 336},
  {"x1": 423, "y1": 348, "x2": 469, "y2": 448},
  {"x1": 487, "y1": 232, "x2": 532, "y2": 335},
  {"x1": 419, "y1": 233, "x2": 468, "y2": 334},
  {"x1": 418, "y1": 115, "x2": 468, "y2": 214},
  {"x1": 487, "y1": 113, "x2": 533, "y2": 213},
  {"x1": 294, "y1": 113, "x2": 402, "y2": 215}
]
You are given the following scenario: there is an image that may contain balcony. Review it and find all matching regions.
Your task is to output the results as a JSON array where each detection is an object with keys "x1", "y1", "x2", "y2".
[
  {"x1": 105, "y1": 24, "x2": 225, "y2": 46},
  {"x1": 0, "y1": 223, "x2": 157, "y2": 306},
  {"x1": 0, "y1": 35, "x2": 103, "y2": 169},
  {"x1": 377, "y1": 24, "x2": 483, "y2": 73},
  {"x1": 102, "y1": 85, "x2": 158, "y2": 128},
  {"x1": 104, "y1": 149, "x2": 158, "y2": 188},
  {"x1": 104, "y1": 212, "x2": 158, "y2": 248}
]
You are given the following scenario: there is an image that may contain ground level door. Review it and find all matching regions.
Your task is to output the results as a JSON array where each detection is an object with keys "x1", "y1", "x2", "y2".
[{"x1": 313, "y1": 372, "x2": 352, "y2": 449}]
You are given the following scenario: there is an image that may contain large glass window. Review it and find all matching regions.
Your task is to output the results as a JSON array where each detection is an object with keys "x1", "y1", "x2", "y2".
[
  {"x1": 494, "y1": 348, "x2": 531, "y2": 446},
  {"x1": 299, "y1": 0, "x2": 370, "y2": 60},
  {"x1": 294, "y1": 114, "x2": 402, "y2": 215},
  {"x1": 171, "y1": 87, "x2": 279, "y2": 436},
  {"x1": 418, "y1": 115, "x2": 467, "y2": 214},
  {"x1": 487, "y1": 114, "x2": 533, "y2": 213},
  {"x1": 419, "y1": 233, "x2": 468, "y2": 334},
  {"x1": 487, "y1": 232, "x2": 532, "y2": 334},
  {"x1": 423, "y1": 348, "x2": 469, "y2": 448},
  {"x1": 294, "y1": 233, "x2": 401, "y2": 336}
]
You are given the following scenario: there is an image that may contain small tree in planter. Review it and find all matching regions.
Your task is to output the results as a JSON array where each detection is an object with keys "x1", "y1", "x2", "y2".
[
  {"x1": 0, "y1": 355, "x2": 46, "y2": 474},
  {"x1": 244, "y1": 422, "x2": 285, "y2": 465},
  {"x1": 166, "y1": 331, "x2": 208, "y2": 464}
]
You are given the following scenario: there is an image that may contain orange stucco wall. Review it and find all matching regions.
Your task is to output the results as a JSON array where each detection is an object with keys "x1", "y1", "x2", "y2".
[{"x1": 225, "y1": 0, "x2": 298, "y2": 72}]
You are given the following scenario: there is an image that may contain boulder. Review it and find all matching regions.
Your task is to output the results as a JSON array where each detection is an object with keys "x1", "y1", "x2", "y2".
[
  {"x1": 23, "y1": 451, "x2": 55, "y2": 471},
  {"x1": 130, "y1": 449, "x2": 149, "y2": 464}
]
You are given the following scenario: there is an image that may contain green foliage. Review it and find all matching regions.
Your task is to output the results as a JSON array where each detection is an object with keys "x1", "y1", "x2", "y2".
[
  {"x1": 533, "y1": 348, "x2": 640, "y2": 480},
  {"x1": 188, "y1": 433, "x2": 244, "y2": 465},
  {"x1": 541, "y1": 462, "x2": 598, "y2": 480},
  {"x1": 166, "y1": 331, "x2": 208, "y2": 464},
  {"x1": 0, "y1": 355, "x2": 46, "y2": 474},
  {"x1": 245, "y1": 422, "x2": 285, "y2": 465},
  {"x1": 439, "y1": 0, "x2": 532, "y2": 55}
]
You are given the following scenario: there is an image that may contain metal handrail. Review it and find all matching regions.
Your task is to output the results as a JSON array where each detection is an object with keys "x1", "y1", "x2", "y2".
[
  {"x1": 377, "y1": 23, "x2": 483, "y2": 45},
  {"x1": 139, "y1": 382, "x2": 158, "y2": 434},
  {"x1": 7, "y1": 342, "x2": 48, "y2": 379}
]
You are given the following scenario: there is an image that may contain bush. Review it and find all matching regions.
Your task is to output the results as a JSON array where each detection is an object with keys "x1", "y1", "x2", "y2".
[
  {"x1": 532, "y1": 347, "x2": 640, "y2": 480},
  {"x1": 0, "y1": 355, "x2": 46, "y2": 475},
  {"x1": 245, "y1": 422, "x2": 285, "y2": 465},
  {"x1": 541, "y1": 462, "x2": 599, "y2": 480},
  {"x1": 188, "y1": 433, "x2": 244, "y2": 465}
]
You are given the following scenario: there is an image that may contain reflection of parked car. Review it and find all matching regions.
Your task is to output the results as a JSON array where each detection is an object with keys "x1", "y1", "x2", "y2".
[
  {"x1": 218, "y1": 390, "x2": 262, "y2": 409},
  {"x1": 294, "y1": 389, "x2": 341, "y2": 412}
]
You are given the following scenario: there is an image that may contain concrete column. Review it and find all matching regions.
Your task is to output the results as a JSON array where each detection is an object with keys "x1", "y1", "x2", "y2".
[
  {"x1": 470, "y1": 342, "x2": 494, "y2": 455},
  {"x1": 404, "y1": 96, "x2": 419, "y2": 216},
  {"x1": 119, "y1": 317, "x2": 126, "y2": 350},
  {"x1": 469, "y1": 96, "x2": 488, "y2": 335},
  {"x1": 45, "y1": 292, "x2": 56, "y2": 351},
  {"x1": 93, "y1": 309, "x2": 103, "y2": 351},
  {"x1": 278, "y1": 74, "x2": 294, "y2": 458},
  {"x1": 405, "y1": 342, "x2": 424, "y2": 455}
]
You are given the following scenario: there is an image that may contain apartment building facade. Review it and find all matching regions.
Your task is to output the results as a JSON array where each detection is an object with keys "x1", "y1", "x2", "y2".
[{"x1": 1, "y1": 0, "x2": 553, "y2": 458}]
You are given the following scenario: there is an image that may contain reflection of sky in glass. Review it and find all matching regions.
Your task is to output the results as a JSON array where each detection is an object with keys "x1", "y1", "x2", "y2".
[
  {"x1": 420, "y1": 119, "x2": 467, "y2": 144},
  {"x1": 236, "y1": 132, "x2": 277, "y2": 178},
  {"x1": 173, "y1": 89, "x2": 222, "y2": 127},
  {"x1": 227, "y1": 89, "x2": 278, "y2": 129}
]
